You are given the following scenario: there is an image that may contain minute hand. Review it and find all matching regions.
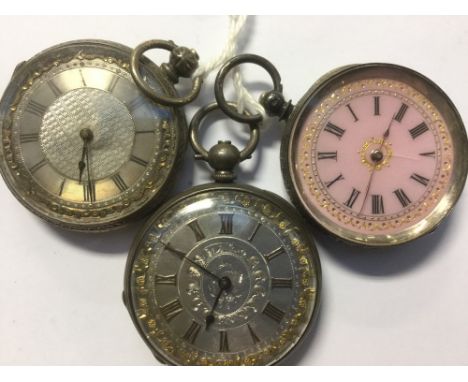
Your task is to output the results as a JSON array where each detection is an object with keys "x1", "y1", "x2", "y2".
[
  {"x1": 164, "y1": 243, "x2": 221, "y2": 282},
  {"x1": 78, "y1": 142, "x2": 87, "y2": 183},
  {"x1": 85, "y1": 142, "x2": 92, "y2": 186}
]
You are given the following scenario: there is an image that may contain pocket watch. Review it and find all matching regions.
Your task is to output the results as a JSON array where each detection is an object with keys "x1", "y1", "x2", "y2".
[
  {"x1": 123, "y1": 102, "x2": 321, "y2": 365},
  {"x1": 0, "y1": 39, "x2": 201, "y2": 231},
  {"x1": 215, "y1": 56, "x2": 468, "y2": 247}
]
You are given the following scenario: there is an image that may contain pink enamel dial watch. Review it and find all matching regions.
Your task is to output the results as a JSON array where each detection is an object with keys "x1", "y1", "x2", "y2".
[
  {"x1": 215, "y1": 58, "x2": 468, "y2": 247},
  {"x1": 281, "y1": 64, "x2": 468, "y2": 246}
]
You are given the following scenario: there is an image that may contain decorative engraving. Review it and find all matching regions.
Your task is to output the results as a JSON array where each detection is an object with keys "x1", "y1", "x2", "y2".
[{"x1": 41, "y1": 87, "x2": 135, "y2": 180}]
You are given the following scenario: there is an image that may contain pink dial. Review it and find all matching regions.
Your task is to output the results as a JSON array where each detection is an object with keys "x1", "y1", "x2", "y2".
[{"x1": 284, "y1": 64, "x2": 468, "y2": 246}]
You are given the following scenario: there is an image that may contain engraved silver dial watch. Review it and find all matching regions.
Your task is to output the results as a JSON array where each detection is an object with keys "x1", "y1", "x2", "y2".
[
  {"x1": 123, "y1": 102, "x2": 321, "y2": 365},
  {"x1": 0, "y1": 39, "x2": 200, "y2": 231}
]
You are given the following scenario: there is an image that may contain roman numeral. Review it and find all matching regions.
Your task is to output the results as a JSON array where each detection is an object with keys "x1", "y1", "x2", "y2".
[
  {"x1": 25, "y1": 100, "x2": 47, "y2": 118},
  {"x1": 107, "y1": 76, "x2": 120, "y2": 93},
  {"x1": 188, "y1": 220, "x2": 205, "y2": 242},
  {"x1": 47, "y1": 80, "x2": 63, "y2": 97},
  {"x1": 182, "y1": 321, "x2": 201, "y2": 344},
  {"x1": 130, "y1": 154, "x2": 148, "y2": 167},
  {"x1": 317, "y1": 151, "x2": 338, "y2": 160},
  {"x1": 374, "y1": 96, "x2": 380, "y2": 116},
  {"x1": 219, "y1": 331, "x2": 229, "y2": 352},
  {"x1": 263, "y1": 302, "x2": 285, "y2": 323},
  {"x1": 371, "y1": 194, "x2": 385, "y2": 214},
  {"x1": 154, "y1": 274, "x2": 177, "y2": 285},
  {"x1": 127, "y1": 95, "x2": 145, "y2": 113},
  {"x1": 393, "y1": 188, "x2": 411, "y2": 207},
  {"x1": 247, "y1": 324, "x2": 260, "y2": 344},
  {"x1": 29, "y1": 158, "x2": 47, "y2": 173},
  {"x1": 20, "y1": 132, "x2": 39, "y2": 143},
  {"x1": 344, "y1": 188, "x2": 361, "y2": 209},
  {"x1": 263, "y1": 247, "x2": 285, "y2": 262},
  {"x1": 83, "y1": 181, "x2": 96, "y2": 202},
  {"x1": 324, "y1": 122, "x2": 345, "y2": 139},
  {"x1": 410, "y1": 173, "x2": 430, "y2": 187},
  {"x1": 160, "y1": 299, "x2": 183, "y2": 322},
  {"x1": 326, "y1": 173, "x2": 344, "y2": 188},
  {"x1": 346, "y1": 104, "x2": 359, "y2": 122},
  {"x1": 247, "y1": 222, "x2": 261, "y2": 242},
  {"x1": 111, "y1": 173, "x2": 128, "y2": 192},
  {"x1": 419, "y1": 151, "x2": 435, "y2": 158},
  {"x1": 409, "y1": 122, "x2": 429, "y2": 139},
  {"x1": 271, "y1": 278, "x2": 293, "y2": 288},
  {"x1": 394, "y1": 103, "x2": 408, "y2": 122},
  {"x1": 219, "y1": 213, "x2": 233, "y2": 234}
]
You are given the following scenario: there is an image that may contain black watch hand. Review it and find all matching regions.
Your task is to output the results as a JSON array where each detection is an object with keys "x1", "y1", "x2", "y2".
[
  {"x1": 78, "y1": 128, "x2": 93, "y2": 184},
  {"x1": 78, "y1": 143, "x2": 87, "y2": 183},
  {"x1": 205, "y1": 276, "x2": 232, "y2": 329},
  {"x1": 164, "y1": 243, "x2": 221, "y2": 282},
  {"x1": 85, "y1": 142, "x2": 92, "y2": 186}
]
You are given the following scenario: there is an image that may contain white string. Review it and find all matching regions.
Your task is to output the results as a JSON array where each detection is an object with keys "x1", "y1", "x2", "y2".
[
  {"x1": 194, "y1": 15, "x2": 266, "y2": 120},
  {"x1": 193, "y1": 15, "x2": 246, "y2": 78},
  {"x1": 233, "y1": 67, "x2": 267, "y2": 120}
]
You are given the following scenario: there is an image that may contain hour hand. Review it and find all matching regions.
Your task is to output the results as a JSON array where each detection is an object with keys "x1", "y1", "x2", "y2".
[
  {"x1": 78, "y1": 145, "x2": 87, "y2": 183},
  {"x1": 78, "y1": 128, "x2": 93, "y2": 183},
  {"x1": 205, "y1": 277, "x2": 232, "y2": 329},
  {"x1": 205, "y1": 307, "x2": 217, "y2": 329}
]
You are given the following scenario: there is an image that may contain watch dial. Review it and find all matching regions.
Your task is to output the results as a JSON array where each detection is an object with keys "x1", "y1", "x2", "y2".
[
  {"x1": 125, "y1": 185, "x2": 320, "y2": 365},
  {"x1": 0, "y1": 41, "x2": 185, "y2": 230},
  {"x1": 286, "y1": 64, "x2": 467, "y2": 245}
]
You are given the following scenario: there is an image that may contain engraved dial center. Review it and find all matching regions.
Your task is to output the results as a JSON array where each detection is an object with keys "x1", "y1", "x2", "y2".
[
  {"x1": 41, "y1": 87, "x2": 135, "y2": 180},
  {"x1": 180, "y1": 237, "x2": 270, "y2": 329}
]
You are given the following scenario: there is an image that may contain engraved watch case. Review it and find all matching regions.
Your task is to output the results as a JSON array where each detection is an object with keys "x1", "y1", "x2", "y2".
[
  {"x1": 0, "y1": 40, "x2": 187, "y2": 231},
  {"x1": 123, "y1": 183, "x2": 321, "y2": 365}
]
